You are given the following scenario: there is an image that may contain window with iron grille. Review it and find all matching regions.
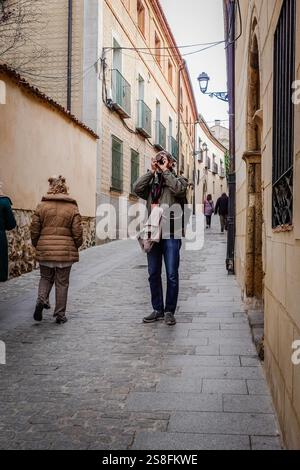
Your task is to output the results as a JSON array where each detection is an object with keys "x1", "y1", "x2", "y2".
[
  {"x1": 131, "y1": 150, "x2": 139, "y2": 193},
  {"x1": 111, "y1": 136, "x2": 123, "y2": 192},
  {"x1": 272, "y1": 0, "x2": 296, "y2": 228}
]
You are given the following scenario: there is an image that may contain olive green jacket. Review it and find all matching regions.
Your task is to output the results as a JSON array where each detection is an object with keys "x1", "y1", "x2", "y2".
[{"x1": 133, "y1": 170, "x2": 189, "y2": 238}]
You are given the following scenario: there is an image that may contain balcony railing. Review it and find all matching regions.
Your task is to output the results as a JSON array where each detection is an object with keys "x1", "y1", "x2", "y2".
[
  {"x1": 111, "y1": 69, "x2": 131, "y2": 118},
  {"x1": 136, "y1": 100, "x2": 152, "y2": 138},
  {"x1": 169, "y1": 136, "x2": 178, "y2": 160},
  {"x1": 154, "y1": 121, "x2": 166, "y2": 150},
  {"x1": 219, "y1": 167, "x2": 226, "y2": 178},
  {"x1": 212, "y1": 162, "x2": 218, "y2": 174}
]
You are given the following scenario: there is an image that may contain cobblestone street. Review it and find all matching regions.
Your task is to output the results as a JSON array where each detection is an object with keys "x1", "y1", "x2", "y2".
[{"x1": 0, "y1": 220, "x2": 282, "y2": 450}]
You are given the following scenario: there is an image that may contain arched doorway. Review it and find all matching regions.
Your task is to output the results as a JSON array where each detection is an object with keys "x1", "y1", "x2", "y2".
[{"x1": 243, "y1": 19, "x2": 263, "y2": 300}]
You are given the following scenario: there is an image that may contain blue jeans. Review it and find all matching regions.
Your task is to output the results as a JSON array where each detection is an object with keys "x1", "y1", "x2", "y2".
[{"x1": 147, "y1": 239, "x2": 182, "y2": 314}]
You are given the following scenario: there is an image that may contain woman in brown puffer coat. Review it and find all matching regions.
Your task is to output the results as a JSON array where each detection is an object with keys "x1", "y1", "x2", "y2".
[{"x1": 30, "y1": 176, "x2": 83, "y2": 324}]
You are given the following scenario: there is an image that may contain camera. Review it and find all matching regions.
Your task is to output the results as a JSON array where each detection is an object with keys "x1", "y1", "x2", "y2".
[
  {"x1": 154, "y1": 151, "x2": 171, "y2": 166},
  {"x1": 154, "y1": 155, "x2": 165, "y2": 165}
]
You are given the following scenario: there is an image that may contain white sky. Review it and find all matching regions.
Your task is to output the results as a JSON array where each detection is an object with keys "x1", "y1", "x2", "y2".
[{"x1": 160, "y1": 0, "x2": 229, "y2": 128}]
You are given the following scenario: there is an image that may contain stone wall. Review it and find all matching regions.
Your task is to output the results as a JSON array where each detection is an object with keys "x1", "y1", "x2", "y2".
[
  {"x1": 7, "y1": 210, "x2": 95, "y2": 279},
  {"x1": 234, "y1": 0, "x2": 300, "y2": 449},
  {"x1": 7, "y1": 210, "x2": 36, "y2": 277}
]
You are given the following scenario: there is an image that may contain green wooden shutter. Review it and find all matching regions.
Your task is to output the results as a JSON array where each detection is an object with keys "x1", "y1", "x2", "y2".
[
  {"x1": 131, "y1": 150, "x2": 139, "y2": 193},
  {"x1": 111, "y1": 136, "x2": 123, "y2": 191}
]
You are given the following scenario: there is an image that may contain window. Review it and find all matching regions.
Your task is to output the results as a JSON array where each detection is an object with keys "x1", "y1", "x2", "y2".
[
  {"x1": 168, "y1": 117, "x2": 173, "y2": 153},
  {"x1": 137, "y1": 0, "x2": 145, "y2": 36},
  {"x1": 138, "y1": 74, "x2": 144, "y2": 101},
  {"x1": 168, "y1": 117, "x2": 173, "y2": 137},
  {"x1": 156, "y1": 99, "x2": 161, "y2": 121},
  {"x1": 272, "y1": 0, "x2": 296, "y2": 228},
  {"x1": 131, "y1": 150, "x2": 139, "y2": 193},
  {"x1": 113, "y1": 38, "x2": 122, "y2": 72},
  {"x1": 155, "y1": 32, "x2": 161, "y2": 65},
  {"x1": 181, "y1": 154, "x2": 185, "y2": 173},
  {"x1": 111, "y1": 136, "x2": 123, "y2": 191},
  {"x1": 168, "y1": 60, "x2": 173, "y2": 87}
]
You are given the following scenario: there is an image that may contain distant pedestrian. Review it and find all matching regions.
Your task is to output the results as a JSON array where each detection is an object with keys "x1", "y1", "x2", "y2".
[
  {"x1": 30, "y1": 176, "x2": 83, "y2": 324},
  {"x1": 0, "y1": 182, "x2": 17, "y2": 282},
  {"x1": 215, "y1": 193, "x2": 229, "y2": 233},
  {"x1": 204, "y1": 194, "x2": 214, "y2": 229}
]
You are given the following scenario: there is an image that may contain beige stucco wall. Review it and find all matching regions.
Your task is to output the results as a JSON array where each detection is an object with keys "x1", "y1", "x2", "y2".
[
  {"x1": 100, "y1": 0, "x2": 196, "y2": 208},
  {"x1": 0, "y1": 76, "x2": 97, "y2": 217},
  {"x1": 234, "y1": 0, "x2": 300, "y2": 449}
]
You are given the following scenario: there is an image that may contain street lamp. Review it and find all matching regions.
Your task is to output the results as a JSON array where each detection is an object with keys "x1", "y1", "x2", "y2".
[
  {"x1": 197, "y1": 72, "x2": 229, "y2": 103},
  {"x1": 198, "y1": 72, "x2": 210, "y2": 94}
]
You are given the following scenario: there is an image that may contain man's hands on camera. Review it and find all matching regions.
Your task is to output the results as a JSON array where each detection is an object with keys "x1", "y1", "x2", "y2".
[{"x1": 151, "y1": 155, "x2": 169, "y2": 174}]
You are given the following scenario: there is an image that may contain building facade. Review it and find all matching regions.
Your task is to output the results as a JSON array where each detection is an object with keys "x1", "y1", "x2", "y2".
[
  {"x1": 0, "y1": 0, "x2": 198, "y2": 238},
  {"x1": 99, "y1": 0, "x2": 197, "y2": 225},
  {"x1": 194, "y1": 116, "x2": 228, "y2": 212},
  {"x1": 224, "y1": 0, "x2": 300, "y2": 448},
  {"x1": 210, "y1": 120, "x2": 229, "y2": 150}
]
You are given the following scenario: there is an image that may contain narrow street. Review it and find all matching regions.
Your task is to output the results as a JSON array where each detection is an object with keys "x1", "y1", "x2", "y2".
[{"x1": 0, "y1": 219, "x2": 282, "y2": 450}]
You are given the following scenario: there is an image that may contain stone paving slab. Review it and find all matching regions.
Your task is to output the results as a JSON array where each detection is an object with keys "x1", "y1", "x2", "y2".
[
  {"x1": 132, "y1": 431, "x2": 251, "y2": 450},
  {"x1": 126, "y1": 392, "x2": 222, "y2": 412},
  {"x1": 181, "y1": 365, "x2": 265, "y2": 380},
  {"x1": 250, "y1": 436, "x2": 283, "y2": 450},
  {"x1": 0, "y1": 220, "x2": 281, "y2": 450},
  {"x1": 169, "y1": 411, "x2": 281, "y2": 436},
  {"x1": 202, "y1": 379, "x2": 248, "y2": 395},
  {"x1": 223, "y1": 394, "x2": 274, "y2": 413}
]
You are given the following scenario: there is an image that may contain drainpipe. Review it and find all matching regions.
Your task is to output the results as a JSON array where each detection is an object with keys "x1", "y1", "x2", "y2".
[
  {"x1": 67, "y1": 0, "x2": 73, "y2": 112},
  {"x1": 224, "y1": 0, "x2": 236, "y2": 274},
  {"x1": 177, "y1": 60, "x2": 186, "y2": 172}
]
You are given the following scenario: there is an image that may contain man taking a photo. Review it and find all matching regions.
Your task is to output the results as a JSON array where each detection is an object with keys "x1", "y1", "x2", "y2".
[{"x1": 133, "y1": 152, "x2": 188, "y2": 326}]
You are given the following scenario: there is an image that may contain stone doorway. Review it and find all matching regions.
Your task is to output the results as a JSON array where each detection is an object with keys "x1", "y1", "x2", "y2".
[{"x1": 243, "y1": 22, "x2": 263, "y2": 301}]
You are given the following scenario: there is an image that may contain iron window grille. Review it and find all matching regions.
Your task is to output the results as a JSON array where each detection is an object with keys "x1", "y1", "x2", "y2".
[{"x1": 272, "y1": 0, "x2": 296, "y2": 228}]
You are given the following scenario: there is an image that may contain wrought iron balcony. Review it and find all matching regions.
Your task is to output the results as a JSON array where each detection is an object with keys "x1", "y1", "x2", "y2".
[
  {"x1": 111, "y1": 69, "x2": 131, "y2": 118},
  {"x1": 136, "y1": 100, "x2": 152, "y2": 138},
  {"x1": 169, "y1": 136, "x2": 178, "y2": 160},
  {"x1": 154, "y1": 121, "x2": 166, "y2": 150},
  {"x1": 212, "y1": 162, "x2": 218, "y2": 174}
]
